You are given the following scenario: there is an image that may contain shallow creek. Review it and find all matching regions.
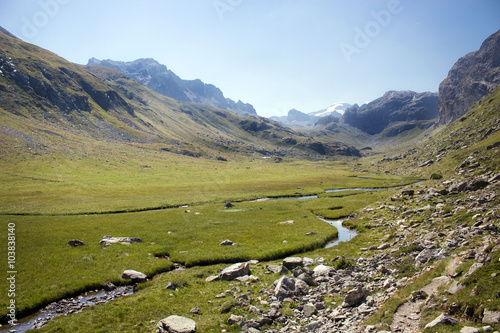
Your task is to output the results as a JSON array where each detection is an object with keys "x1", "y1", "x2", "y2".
[{"x1": 3, "y1": 182, "x2": 419, "y2": 332}]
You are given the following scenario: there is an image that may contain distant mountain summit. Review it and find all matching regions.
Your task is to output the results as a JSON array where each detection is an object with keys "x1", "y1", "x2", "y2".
[
  {"x1": 310, "y1": 103, "x2": 352, "y2": 118},
  {"x1": 269, "y1": 103, "x2": 351, "y2": 129},
  {"x1": 438, "y1": 29, "x2": 500, "y2": 124},
  {"x1": 87, "y1": 58, "x2": 257, "y2": 116}
]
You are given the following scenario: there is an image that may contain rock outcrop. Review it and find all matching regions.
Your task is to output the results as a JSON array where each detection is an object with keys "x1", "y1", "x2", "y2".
[
  {"x1": 88, "y1": 58, "x2": 257, "y2": 116},
  {"x1": 438, "y1": 29, "x2": 500, "y2": 124},
  {"x1": 339, "y1": 90, "x2": 438, "y2": 135}
]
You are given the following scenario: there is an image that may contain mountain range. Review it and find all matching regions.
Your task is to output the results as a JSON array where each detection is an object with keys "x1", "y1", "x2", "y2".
[
  {"x1": 0, "y1": 27, "x2": 360, "y2": 160},
  {"x1": 87, "y1": 58, "x2": 257, "y2": 116},
  {"x1": 0, "y1": 27, "x2": 499, "y2": 157}
]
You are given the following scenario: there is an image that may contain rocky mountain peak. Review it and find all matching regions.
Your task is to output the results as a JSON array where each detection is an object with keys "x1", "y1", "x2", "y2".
[
  {"x1": 438, "y1": 29, "x2": 500, "y2": 124},
  {"x1": 339, "y1": 90, "x2": 438, "y2": 135}
]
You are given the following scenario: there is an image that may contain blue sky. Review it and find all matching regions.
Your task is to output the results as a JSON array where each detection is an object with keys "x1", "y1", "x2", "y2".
[{"x1": 1, "y1": 0, "x2": 499, "y2": 117}]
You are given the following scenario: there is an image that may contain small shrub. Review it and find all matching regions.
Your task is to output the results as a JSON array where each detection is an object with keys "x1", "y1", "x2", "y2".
[
  {"x1": 334, "y1": 257, "x2": 354, "y2": 270},
  {"x1": 220, "y1": 299, "x2": 239, "y2": 314},
  {"x1": 430, "y1": 173, "x2": 443, "y2": 180}
]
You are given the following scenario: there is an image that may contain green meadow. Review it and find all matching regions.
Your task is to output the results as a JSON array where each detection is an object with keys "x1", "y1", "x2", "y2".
[{"x1": 0, "y1": 147, "x2": 421, "y2": 330}]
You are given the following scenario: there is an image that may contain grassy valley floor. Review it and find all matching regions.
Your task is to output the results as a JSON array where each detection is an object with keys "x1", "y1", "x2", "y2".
[{"x1": 0, "y1": 147, "x2": 421, "y2": 331}]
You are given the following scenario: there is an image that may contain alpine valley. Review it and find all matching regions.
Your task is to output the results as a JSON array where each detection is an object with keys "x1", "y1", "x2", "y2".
[{"x1": 0, "y1": 26, "x2": 499, "y2": 333}]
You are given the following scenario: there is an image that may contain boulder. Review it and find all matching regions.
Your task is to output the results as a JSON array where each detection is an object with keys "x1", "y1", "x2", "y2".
[
  {"x1": 227, "y1": 314, "x2": 244, "y2": 325},
  {"x1": 303, "y1": 303, "x2": 317, "y2": 317},
  {"x1": 219, "y1": 239, "x2": 233, "y2": 246},
  {"x1": 122, "y1": 270, "x2": 147, "y2": 283},
  {"x1": 297, "y1": 272, "x2": 317, "y2": 287},
  {"x1": 205, "y1": 275, "x2": 219, "y2": 282},
  {"x1": 274, "y1": 275, "x2": 296, "y2": 299},
  {"x1": 447, "y1": 281, "x2": 465, "y2": 295},
  {"x1": 424, "y1": 313, "x2": 458, "y2": 329},
  {"x1": 224, "y1": 202, "x2": 234, "y2": 208},
  {"x1": 283, "y1": 257, "x2": 303, "y2": 269},
  {"x1": 68, "y1": 239, "x2": 85, "y2": 247},
  {"x1": 157, "y1": 315, "x2": 196, "y2": 333},
  {"x1": 273, "y1": 275, "x2": 307, "y2": 300},
  {"x1": 312, "y1": 264, "x2": 333, "y2": 277},
  {"x1": 343, "y1": 286, "x2": 369, "y2": 307},
  {"x1": 103, "y1": 282, "x2": 116, "y2": 292},
  {"x1": 219, "y1": 262, "x2": 250, "y2": 281},
  {"x1": 377, "y1": 243, "x2": 390, "y2": 250},
  {"x1": 266, "y1": 264, "x2": 288, "y2": 274},
  {"x1": 483, "y1": 309, "x2": 500, "y2": 324},
  {"x1": 415, "y1": 248, "x2": 446, "y2": 267}
]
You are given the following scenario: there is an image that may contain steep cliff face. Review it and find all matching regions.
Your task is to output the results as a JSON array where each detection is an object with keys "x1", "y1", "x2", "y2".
[
  {"x1": 438, "y1": 29, "x2": 500, "y2": 124},
  {"x1": 88, "y1": 58, "x2": 257, "y2": 116},
  {"x1": 339, "y1": 91, "x2": 438, "y2": 135}
]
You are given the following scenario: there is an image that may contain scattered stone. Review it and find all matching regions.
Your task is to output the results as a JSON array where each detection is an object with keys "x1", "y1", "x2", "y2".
[
  {"x1": 447, "y1": 281, "x2": 465, "y2": 295},
  {"x1": 190, "y1": 307, "x2": 200, "y2": 314},
  {"x1": 228, "y1": 314, "x2": 243, "y2": 325},
  {"x1": 165, "y1": 282, "x2": 177, "y2": 291},
  {"x1": 219, "y1": 239, "x2": 233, "y2": 246},
  {"x1": 303, "y1": 303, "x2": 317, "y2": 317},
  {"x1": 424, "y1": 313, "x2": 458, "y2": 329},
  {"x1": 224, "y1": 202, "x2": 234, "y2": 208},
  {"x1": 103, "y1": 282, "x2": 116, "y2": 292},
  {"x1": 279, "y1": 220, "x2": 294, "y2": 225},
  {"x1": 266, "y1": 264, "x2": 287, "y2": 274},
  {"x1": 205, "y1": 275, "x2": 219, "y2": 282},
  {"x1": 377, "y1": 243, "x2": 390, "y2": 250},
  {"x1": 68, "y1": 239, "x2": 85, "y2": 247},
  {"x1": 343, "y1": 286, "x2": 369, "y2": 307},
  {"x1": 122, "y1": 270, "x2": 147, "y2": 283},
  {"x1": 157, "y1": 315, "x2": 196, "y2": 333},
  {"x1": 312, "y1": 264, "x2": 332, "y2": 277},
  {"x1": 483, "y1": 309, "x2": 500, "y2": 324},
  {"x1": 219, "y1": 262, "x2": 250, "y2": 281},
  {"x1": 283, "y1": 257, "x2": 303, "y2": 269},
  {"x1": 100, "y1": 236, "x2": 141, "y2": 246}
]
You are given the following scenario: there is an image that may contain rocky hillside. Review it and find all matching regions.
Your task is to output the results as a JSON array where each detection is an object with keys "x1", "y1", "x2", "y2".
[
  {"x1": 207, "y1": 83, "x2": 500, "y2": 333},
  {"x1": 88, "y1": 58, "x2": 257, "y2": 116},
  {"x1": 339, "y1": 90, "x2": 438, "y2": 135},
  {"x1": 438, "y1": 29, "x2": 500, "y2": 124},
  {"x1": 0, "y1": 28, "x2": 361, "y2": 160}
]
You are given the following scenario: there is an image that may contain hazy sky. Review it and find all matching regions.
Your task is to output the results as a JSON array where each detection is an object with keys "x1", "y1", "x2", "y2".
[{"x1": 1, "y1": 0, "x2": 499, "y2": 117}]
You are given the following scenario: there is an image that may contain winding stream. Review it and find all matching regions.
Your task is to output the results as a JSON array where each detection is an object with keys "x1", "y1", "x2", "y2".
[{"x1": 318, "y1": 216, "x2": 358, "y2": 248}]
